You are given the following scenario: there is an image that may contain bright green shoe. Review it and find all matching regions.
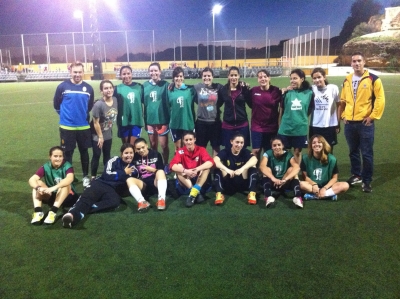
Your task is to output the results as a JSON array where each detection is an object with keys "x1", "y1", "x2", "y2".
[
  {"x1": 31, "y1": 212, "x2": 44, "y2": 225},
  {"x1": 44, "y1": 211, "x2": 57, "y2": 224}
]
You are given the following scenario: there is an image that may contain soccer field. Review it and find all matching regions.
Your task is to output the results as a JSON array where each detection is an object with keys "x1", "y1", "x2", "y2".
[{"x1": 0, "y1": 76, "x2": 399, "y2": 298}]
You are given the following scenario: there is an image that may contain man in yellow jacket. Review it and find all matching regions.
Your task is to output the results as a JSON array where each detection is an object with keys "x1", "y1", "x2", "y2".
[{"x1": 339, "y1": 52, "x2": 385, "y2": 193}]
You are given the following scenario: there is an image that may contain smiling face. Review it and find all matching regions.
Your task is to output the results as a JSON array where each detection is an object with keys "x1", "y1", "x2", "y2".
[
  {"x1": 202, "y1": 71, "x2": 213, "y2": 86},
  {"x1": 174, "y1": 72, "x2": 184, "y2": 88},
  {"x1": 183, "y1": 133, "x2": 196, "y2": 151},
  {"x1": 121, "y1": 67, "x2": 133, "y2": 85},
  {"x1": 70, "y1": 65, "x2": 84, "y2": 84},
  {"x1": 101, "y1": 82, "x2": 114, "y2": 99},
  {"x1": 228, "y1": 70, "x2": 240, "y2": 87},
  {"x1": 290, "y1": 73, "x2": 304, "y2": 89},
  {"x1": 230, "y1": 136, "x2": 244, "y2": 154},
  {"x1": 311, "y1": 137, "x2": 323, "y2": 155},
  {"x1": 351, "y1": 54, "x2": 365, "y2": 76},
  {"x1": 134, "y1": 141, "x2": 149, "y2": 157},
  {"x1": 149, "y1": 65, "x2": 161, "y2": 82},
  {"x1": 257, "y1": 71, "x2": 270, "y2": 89},
  {"x1": 312, "y1": 72, "x2": 326, "y2": 88},
  {"x1": 271, "y1": 139, "x2": 284, "y2": 157},
  {"x1": 121, "y1": 147, "x2": 134, "y2": 164},
  {"x1": 49, "y1": 149, "x2": 64, "y2": 169}
]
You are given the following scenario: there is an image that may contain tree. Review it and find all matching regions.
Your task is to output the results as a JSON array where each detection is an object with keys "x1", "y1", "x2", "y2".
[
  {"x1": 350, "y1": 22, "x2": 378, "y2": 39},
  {"x1": 337, "y1": 0, "x2": 382, "y2": 45}
]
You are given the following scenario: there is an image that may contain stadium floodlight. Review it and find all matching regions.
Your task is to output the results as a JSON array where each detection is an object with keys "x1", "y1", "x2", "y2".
[
  {"x1": 73, "y1": 10, "x2": 87, "y2": 67},
  {"x1": 212, "y1": 4, "x2": 223, "y2": 67}
]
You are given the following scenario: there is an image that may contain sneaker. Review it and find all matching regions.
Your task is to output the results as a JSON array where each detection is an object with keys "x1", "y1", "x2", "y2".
[
  {"x1": 62, "y1": 213, "x2": 73, "y2": 228},
  {"x1": 196, "y1": 194, "x2": 205, "y2": 204},
  {"x1": 185, "y1": 195, "x2": 196, "y2": 208},
  {"x1": 362, "y1": 183, "x2": 372, "y2": 193},
  {"x1": 138, "y1": 200, "x2": 151, "y2": 212},
  {"x1": 31, "y1": 212, "x2": 44, "y2": 225},
  {"x1": 347, "y1": 175, "x2": 362, "y2": 185},
  {"x1": 331, "y1": 194, "x2": 338, "y2": 201},
  {"x1": 44, "y1": 211, "x2": 57, "y2": 224},
  {"x1": 265, "y1": 196, "x2": 275, "y2": 208},
  {"x1": 247, "y1": 191, "x2": 257, "y2": 205},
  {"x1": 164, "y1": 164, "x2": 171, "y2": 175},
  {"x1": 82, "y1": 176, "x2": 91, "y2": 188},
  {"x1": 293, "y1": 197, "x2": 304, "y2": 209},
  {"x1": 215, "y1": 192, "x2": 225, "y2": 205},
  {"x1": 304, "y1": 193, "x2": 317, "y2": 200},
  {"x1": 157, "y1": 198, "x2": 166, "y2": 211}
]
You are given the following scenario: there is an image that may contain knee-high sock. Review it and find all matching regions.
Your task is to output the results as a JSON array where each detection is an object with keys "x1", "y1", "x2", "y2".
[
  {"x1": 129, "y1": 185, "x2": 145, "y2": 203},
  {"x1": 157, "y1": 179, "x2": 167, "y2": 199}
]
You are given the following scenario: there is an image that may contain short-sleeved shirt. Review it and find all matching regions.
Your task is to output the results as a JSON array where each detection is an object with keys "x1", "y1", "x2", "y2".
[
  {"x1": 301, "y1": 153, "x2": 338, "y2": 187},
  {"x1": 194, "y1": 83, "x2": 222, "y2": 123},
  {"x1": 311, "y1": 84, "x2": 339, "y2": 128},
  {"x1": 263, "y1": 149, "x2": 293, "y2": 179},
  {"x1": 35, "y1": 160, "x2": 76, "y2": 193},
  {"x1": 90, "y1": 97, "x2": 118, "y2": 141},
  {"x1": 217, "y1": 148, "x2": 253, "y2": 171}
]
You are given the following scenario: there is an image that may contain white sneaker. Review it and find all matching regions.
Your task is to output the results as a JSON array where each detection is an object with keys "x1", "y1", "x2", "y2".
[
  {"x1": 265, "y1": 196, "x2": 275, "y2": 208},
  {"x1": 44, "y1": 211, "x2": 57, "y2": 224},
  {"x1": 293, "y1": 197, "x2": 303, "y2": 209},
  {"x1": 82, "y1": 176, "x2": 91, "y2": 188}
]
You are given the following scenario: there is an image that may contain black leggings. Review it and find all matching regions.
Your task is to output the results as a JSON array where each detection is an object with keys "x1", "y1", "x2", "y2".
[
  {"x1": 91, "y1": 139, "x2": 112, "y2": 176},
  {"x1": 262, "y1": 177, "x2": 301, "y2": 198}
]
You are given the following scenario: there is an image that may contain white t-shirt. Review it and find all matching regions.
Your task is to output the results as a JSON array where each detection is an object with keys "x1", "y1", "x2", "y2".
[
  {"x1": 311, "y1": 84, "x2": 339, "y2": 127},
  {"x1": 352, "y1": 75, "x2": 361, "y2": 101}
]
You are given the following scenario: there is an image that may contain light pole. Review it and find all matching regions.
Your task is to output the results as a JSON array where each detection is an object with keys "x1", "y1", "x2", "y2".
[
  {"x1": 74, "y1": 10, "x2": 87, "y2": 68},
  {"x1": 212, "y1": 4, "x2": 222, "y2": 68}
]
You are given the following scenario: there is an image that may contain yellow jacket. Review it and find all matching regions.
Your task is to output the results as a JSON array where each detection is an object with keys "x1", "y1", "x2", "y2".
[{"x1": 340, "y1": 71, "x2": 385, "y2": 121}]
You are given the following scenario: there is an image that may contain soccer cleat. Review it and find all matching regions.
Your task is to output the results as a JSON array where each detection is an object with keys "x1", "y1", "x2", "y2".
[
  {"x1": 331, "y1": 194, "x2": 338, "y2": 201},
  {"x1": 293, "y1": 197, "x2": 304, "y2": 209},
  {"x1": 82, "y1": 176, "x2": 91, "y2": 188},
  {"x1": 157, "y1": 198, "x2": 166, "y2": 211},
  {"x1": 196, "y1": 194, "x2": 205, "y2": 204},
  {"x1": 62, "y1": 213, "x2": 73, "y2": 228},
  {"x1": 31, "y1": 212, "x2": 44, "y2": 225},
  {"x1": 304, "y1": 193, "x2": 317, "y2": 200},
  {"x1": 215, "y1": 192, "x2": 225, "y2": 205},
  {"x1": 247, "y1": 191, "x2": 257, "y2": 205},
  {"x1": 265, "y1": 196, "x2": 275, "y2": 208},
  {"x1": 44, "y1": 211, "x2": 57, "y2": 225},
  {"x1": 164, "y1": 164, "x2": 171, "y2": 175},
  {"x1": 138, "y1": 200, "x2": 151, "y2": 212},
  {"x1": 185, "y1": 195, "x2": 196, "y2": 208},
  {"x1": 347, "y1": 175, "x2": 362, "y2": 185},
  {"x1": 362, "y1": 183, "x2": 372, "y2": 193}
]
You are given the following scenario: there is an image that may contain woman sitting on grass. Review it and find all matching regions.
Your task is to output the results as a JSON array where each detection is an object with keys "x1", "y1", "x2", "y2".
[
  {"x1": 259, "y1": 136, "x2": 303, "y2": 209},
  {"x1": 213, "y1": 133, "x2": 258, "y2": 206},
  {"x1": 300, "y1": 135, "x2": 349, "y2": 200},
  {"x1": 28, "y1": 146, "x2": 77, "y2": 225},
  {"x1": 170, "y1": 131, "x2": 214, "y2": 208}
]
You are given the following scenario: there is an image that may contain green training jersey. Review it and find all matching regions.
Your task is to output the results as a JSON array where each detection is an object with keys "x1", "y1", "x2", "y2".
[
  {"x1": 168, "y1": 86, "x2": 196, "y2": 130},
  {"x1": 43, "y1": 161, "x2": 76, "y2": 194},
  {"x1": 278, "y1": 89, "x2": 313, "y2": 136},
  {"x1": 115, "y1": 83, "x2": 144, "y2": 127},
  {"x1": 263, "y1": 149, "x2": 293, "y2": 179},
  {"x1": 143, "y1": 80, "x2": 170, "y2": 125},
  {"x1": 301, "y1": 153, "x2": 337, "y2": 186}
]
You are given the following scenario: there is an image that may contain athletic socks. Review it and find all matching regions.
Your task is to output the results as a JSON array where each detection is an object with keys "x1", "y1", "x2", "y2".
[
  {"x1": 50, "y1": 206, "x2": 59, "y2": 213},
  {"x1": 189, "y1": 184, "x2": 201, "y2": 198},
  {"x1": 157, "y1": 179, "x2": 167, "y2": 199},
  {"x1": 129, "y1": 185, "x2": 145, "y2": 203},
  {"x1": 325, "y1": 188, "x2": 335, "y2": 197},
  {"x1": 34, "y1": 207, "x2": 43, "y2": 213}
]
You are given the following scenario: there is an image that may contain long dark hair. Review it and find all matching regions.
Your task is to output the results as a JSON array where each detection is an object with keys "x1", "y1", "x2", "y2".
[{"x1": 290, "y1": 68, "x2": 310, "y2": 90}]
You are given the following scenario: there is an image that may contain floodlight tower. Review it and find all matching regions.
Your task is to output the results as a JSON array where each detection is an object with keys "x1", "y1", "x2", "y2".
[
  {"x1": 212, "y1": 4, "x2": 223, "y2": 67},
  {"x1": 89, "y1": 0, "x2": 103, "y2": 79},
  {"x1": 73, "y1": 10, "x2": 87, "y2": 67}
]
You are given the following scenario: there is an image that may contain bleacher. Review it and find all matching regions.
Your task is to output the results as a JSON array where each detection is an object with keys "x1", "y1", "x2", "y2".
[
  {"x1": 24, "y1": 71, "x2": 70, "y2": 82},
  {"x1": 0, "y1": 72, "x2": 18, "y2": 82}
]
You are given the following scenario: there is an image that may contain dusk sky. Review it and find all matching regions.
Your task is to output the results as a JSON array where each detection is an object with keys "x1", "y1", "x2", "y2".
[{"x1": 0, "y1": 0, "x2": 393, "y2": 61}]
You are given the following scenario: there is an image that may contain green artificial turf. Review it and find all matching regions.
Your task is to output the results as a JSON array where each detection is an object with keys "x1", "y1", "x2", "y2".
[{"x1": 0, "y1": 76, "x2": 399, "y2": 298}]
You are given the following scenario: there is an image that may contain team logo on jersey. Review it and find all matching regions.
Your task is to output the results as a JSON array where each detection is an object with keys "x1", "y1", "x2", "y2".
[
  {"x1": 178, "y1": 150, "x2": 184, "y2": 154},
  {"x1": 177, "y1": 96, "x2": 184, "y2": 108},
  {"x1": 54, "y1": 177, "x2": 62, "y2": 184},
  {"x1": 313, "y1": 168, "x2": 322, "y2": 180},
  {"x1": 150, "y1": 91, "x2": 157, "y2": 102},
  {"x1": 291, "y1": 98, "x2": 302, "y2": 110},
  {"x1": 127, "y1": 92, "x2": 135, "y2": 103},
  {"x1": 195, "y1": 157, "x2": 199, "y2": 162},
  {"x1": 274, "y1": 165, "x2": 282, "y2": 176},
  {"x1": 83, "y1": 86, "x2": 87, "y2": 92}
]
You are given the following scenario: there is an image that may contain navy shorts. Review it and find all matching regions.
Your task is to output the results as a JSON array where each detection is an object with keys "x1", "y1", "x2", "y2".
[
  {"x1": 118, "y1": 125, "x2": 142, "y2": 138},
  {"x1": 251, "y1": 131, "x2": 277, "y2": 151},
  {"x1": 195, "y1": 121, "x2": 222, "y2": 148},
  {"x1": 141, "y1": 176, "x2": 158, "y2": 197},
  {"x1": 175, "y1": 177, "x2": 212, "y2": 195},
  {"x1": 309, "y1": 126, "x2": 338, "y2": 146},
  {"x1": 277, "y1": 134, "x2": 308, "y2": 149},
  {"x1": 170, "y1": 129, "x2": 194, "y2": 143},
  {"x1": 221, "y1": 126, "x2": 250, "y2": 150},
  {"x1": 60, "y1": 128, "x2": 92, "y2": 152}
]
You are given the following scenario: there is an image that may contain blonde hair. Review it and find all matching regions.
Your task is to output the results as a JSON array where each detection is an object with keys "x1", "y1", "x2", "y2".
[{"x1": 308, "y1": 135, "x2": 331, "y2": 164}]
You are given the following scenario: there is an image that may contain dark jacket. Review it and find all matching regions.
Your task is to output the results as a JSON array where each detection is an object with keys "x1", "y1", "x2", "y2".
[{"x1": 218, "y1": 83, "x2": 251, "y2": 126}]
